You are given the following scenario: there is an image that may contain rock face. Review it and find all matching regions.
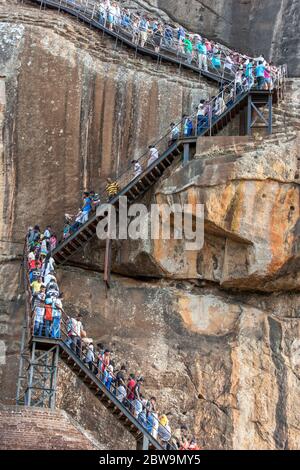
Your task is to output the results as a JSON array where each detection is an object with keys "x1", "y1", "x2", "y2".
[
  {"x1": 0, "y1": 0, "x2": 300, "y2": 451},
  {"x1": 128, "y1": 0, "x2": 300, "y2": 76},
  {"x1": 0, "y1": 0, "x2": 215, "y2": 261}
]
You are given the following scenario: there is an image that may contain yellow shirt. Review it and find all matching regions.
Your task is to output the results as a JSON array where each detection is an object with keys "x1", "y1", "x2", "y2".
[
  {"x1": 31, "y1": 281, "x2": 42, "y2": 293},
  {"x1": 106, "y1": 182, "x2": 120, "y2": 197}
]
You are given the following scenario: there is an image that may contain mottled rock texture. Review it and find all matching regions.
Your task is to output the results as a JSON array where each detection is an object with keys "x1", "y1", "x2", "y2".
[
  {"x1": 0, "y1": 0, "x2": 215, "y2": 260},
  {"x1": 0, "y1": 0, "x2": 300, "y2": 451}
]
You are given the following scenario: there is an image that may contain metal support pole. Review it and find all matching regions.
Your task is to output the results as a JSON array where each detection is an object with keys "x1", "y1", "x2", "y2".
[
  {"x1": 142, "y1": 435, "x2": 149, "y2": 450},
  {"x1": 104, "y1": 237, "x2": 112, "y2": 287},
  {"x1": 42, "y1": 350, "x2": 50, "y2": 406},
  {"x1": 209, "y1": 107, "x2": 212, "y2": 137},
  {"x1": 26, "y1": 341, "x2": 36, "y2": 407},
  {"x1": 16, "y1": 318, "x2": 27, "y2": 404},
  {"x1": 247, "y1": 94, "x2": 252, "y2": 136},
  {"x1": 268, "y1": 93, "x2": 273, "y2": 135},
  {"x1": 136, "y1": 434, "x2": 149, "y2": 450},
  {"x1": 49, "y1": 346, "x2": 59, "y2": 410},
  {"x1": 183, "y1": 143, "x2": 190, "y2": 166}
]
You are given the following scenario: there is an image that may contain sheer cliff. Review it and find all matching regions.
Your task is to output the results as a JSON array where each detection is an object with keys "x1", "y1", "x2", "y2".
[{"x1": 0, "y1": 0, "x2": 300, "y2": 450}]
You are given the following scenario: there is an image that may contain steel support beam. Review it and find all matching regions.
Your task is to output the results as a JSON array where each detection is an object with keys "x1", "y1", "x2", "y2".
[
  {"x1": 183, "y1": 143, "x2": 190, "y2": 166},
  {"x1": 247, "y1": 93, "x2": 273, "y2": 136},
  {"x1": 268, "y1": 93, "x2": 273, "y2": 135},
  {"x1": 136, "y1": 434, "x2": 150, "y2": 450},
  {"x1": 104, "y1": 238, "x2": 112, "y2": 288},
  {"x1": 247, "y1": 94, "x2": 252, "y2": 135},
  {"x1": 24, "y1": 343, "x2": 60, "y2": 409},
  {"x1": 49, "y1": 345, "x2": 59, "y2": 410}
]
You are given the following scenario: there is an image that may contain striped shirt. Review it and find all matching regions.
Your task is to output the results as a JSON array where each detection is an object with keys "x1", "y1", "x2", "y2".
[{"x1": 106, "y1": 181, "x2": 120, "y2": 197}]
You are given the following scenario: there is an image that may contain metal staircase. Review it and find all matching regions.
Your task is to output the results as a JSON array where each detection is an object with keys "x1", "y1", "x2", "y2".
[
  {"x1": 30, "y1": 337, "x2": 164, "y2": 450},
  {"x1": 51, "y1": 87, "x2": 280, "y2": 273},
  {"x1": 25, "y1": 1, "x2": 286, "y2": 275},
  {"x1": 30, "y1": 0, "x2": 233, "y2": 86},
  {"x1": 17, "y1": 246, "x2": 165, "y2": 450}
]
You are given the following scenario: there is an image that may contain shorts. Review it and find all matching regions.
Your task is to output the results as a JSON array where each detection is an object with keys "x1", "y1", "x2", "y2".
[{"x1": 140, "y1": 31, "x2": 148, "y2": 42}]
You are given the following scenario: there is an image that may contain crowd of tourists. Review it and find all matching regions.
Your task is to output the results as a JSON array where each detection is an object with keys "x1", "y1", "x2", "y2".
[
  {"x1": 26, "y1": 224, "x2": 199, "y2": 450},
  {"x1": 92, "y1": 0, "x2": 279, "y2": 88}
]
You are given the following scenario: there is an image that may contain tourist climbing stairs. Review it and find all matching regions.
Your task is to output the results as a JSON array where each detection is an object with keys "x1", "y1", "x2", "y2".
[
  {"x1": 34, "y1": 336, "x2": 164, "y2": 450},
  {"x1": 33, "y1": 0, "x2": 233, "y2": 85},
  {"x1": 52, "y1": 83, "x2": 283, "y2": 268},
  {"x1": 19, "y1": 247, "x2": 166, "y2": 450}
]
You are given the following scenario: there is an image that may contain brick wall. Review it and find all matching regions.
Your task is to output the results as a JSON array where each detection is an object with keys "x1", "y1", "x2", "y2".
[{"x1": 0, "y1": 405, "x2": 103, "y2": 450}]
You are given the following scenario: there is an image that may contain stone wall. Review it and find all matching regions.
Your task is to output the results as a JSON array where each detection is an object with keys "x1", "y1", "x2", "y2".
[{"x1": 0, "y1": 405, "x2": 103, "y2": 449}]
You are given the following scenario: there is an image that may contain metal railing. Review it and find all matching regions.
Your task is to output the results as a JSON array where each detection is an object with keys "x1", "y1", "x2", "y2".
[
  {"x1": 57, "y1": 67, "x2": 288, "y2": 243},
  {"x1": 33, "y1": 0, "x2": 239, "y2": 79},
  {"x1": 24, "y1": 239, "x2": 188, "y2": 449},
  {"x1": 27, "y1": 0, "x2": 288, "y2": 244},
  {"x1": 33, "y1": 0, "x2": 287, "y2": 85}
]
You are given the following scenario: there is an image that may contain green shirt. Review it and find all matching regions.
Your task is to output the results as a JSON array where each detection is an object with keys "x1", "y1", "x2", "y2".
[{"x1": 184, "y1": 39, "x2": 193, "y2": 53}]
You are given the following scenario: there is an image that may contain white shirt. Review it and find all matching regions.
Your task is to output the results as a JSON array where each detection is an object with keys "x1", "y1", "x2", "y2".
[
  {"x1": 171, "y1": 126, "x2": 180, "y2": 138},
  {"x1": 197, "y1": 103, "x2": 206, "y2": 116},
  {"x1": 44, "y1": 273, "x2": 56, "y2": 286},
  {"x1": 225, "y1": 56, "x2": 234, "y2": 69},
  {"x1": 72, "y1": 319, "x2": 82, "y2": 337},
  {"x1": 86, "y1": 344, "x2": 95, "y2": 362},
  {"x1": 134, "y1": 162, "x2": 142, "y2": 176},
  {"x1": 44, "y1": 257, "x2": 55, "y2": 278},
  {"x1": 149, "y1": 147, "x2": 159, "y2": 160}
]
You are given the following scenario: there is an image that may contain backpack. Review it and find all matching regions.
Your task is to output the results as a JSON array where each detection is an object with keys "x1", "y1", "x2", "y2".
[
  {"x1": 44, "y1": 305, "x2": 53, "y2": 321},
  {"x1": 134, "y1": 382, "x2": 140, "y2": 398}
]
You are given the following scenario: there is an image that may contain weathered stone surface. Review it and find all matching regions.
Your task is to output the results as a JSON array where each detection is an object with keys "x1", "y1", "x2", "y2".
[
  {"x1": 0, "y1": 0, "x2": 299, "y2": 451},
  {"x1": 80, "y1": 132, "x2": 300, "y2": 292},
  {"x1": 0, "y1": 405, "x2": 103, "y2": 449},
  {"x1": 2, "y1": 261, "x2": 300, "y2": 449},
  {"x1": 0, "y1": 0, "x2": 215, "y2": 262}
]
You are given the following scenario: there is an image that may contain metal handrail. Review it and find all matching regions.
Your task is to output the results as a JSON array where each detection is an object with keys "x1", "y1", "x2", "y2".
[
  {"x1": 34, "y1": 0, "x2": 282, "y2": 81},
  {"x1": 24, "y1": 239, "x2": 181, "y2": 449},
  {"x1": 28, "y1": 0, "x2": 287, "y2": 245}
]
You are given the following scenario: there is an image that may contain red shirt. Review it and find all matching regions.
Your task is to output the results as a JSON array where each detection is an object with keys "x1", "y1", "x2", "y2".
[
  {"x1": 29, "y1": 259, "x2": 41, "y2": 270},
  {"x1": 127, "y1": 379, "x2": 136, "y2": 400}
]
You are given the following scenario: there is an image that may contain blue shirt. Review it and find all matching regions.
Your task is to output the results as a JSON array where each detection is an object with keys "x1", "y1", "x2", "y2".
[
  {"x1": 256, "y1": 65, "x2": 265, "y2": 78},
  {"x1": 177, "y1": 27, "x2": 185, "y2": 40},
  {"x1": 164, "y1": 28, "x2": 173, "y2": 40},
  {"x1": 121, "y1": 16, "x2": 131, "y2": 28},
  {"x1": 52, "y1": 299, "x2": 62, "y2": 319},
  {"x1": 245, "y1": 63, "x2": 253, "y2": 77},
  {"x1": 197, "y1": 43, "x2": 207, "y2": 55},
  {"x1": 82, "y1": 197, "x2": 92, "y2": 213},
  {"x1": 212, "y1": 56, "x2": 221, "y2": 68}
]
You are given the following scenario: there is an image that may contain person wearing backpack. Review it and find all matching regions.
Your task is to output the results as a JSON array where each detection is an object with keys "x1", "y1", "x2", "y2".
[
  {"x1": 197, "y1": 40, "x2": 208, "y2": 71},
  {"x1": 127, "y1": 373, "x2": 136, "y2": 411},
  {"x1": 133, "y1": 376, "x2": 144, "y2": 418},
  {"x1": 33, "y1": 286, "x2": 46, "y2": 337},
  {"x1": 51, "y1": 294, "x2": 63, "y2": 339},
  {"x1": 139, "y1": 17, "x2": 149, "y2": 48},
  {"x1": 44, "y1": 298, "x2": 53, "y2": 337}
]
